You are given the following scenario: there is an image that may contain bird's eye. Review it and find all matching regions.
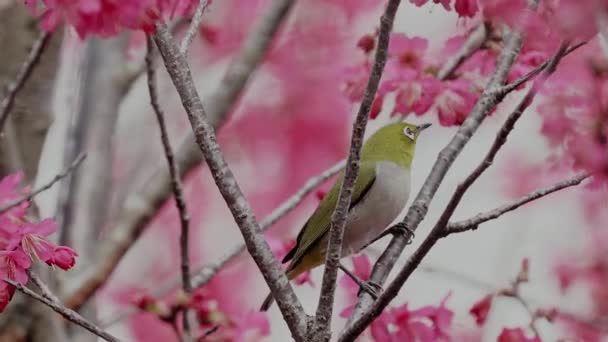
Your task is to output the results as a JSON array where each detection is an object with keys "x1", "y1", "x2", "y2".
[{"x1": 403, "y1": 126, "x2": 415, "y2": 140}]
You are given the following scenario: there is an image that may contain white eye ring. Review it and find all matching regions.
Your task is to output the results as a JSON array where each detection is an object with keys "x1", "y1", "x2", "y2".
[{"x1": 403, "y1": 126, "x2": 415, "y2": 140}]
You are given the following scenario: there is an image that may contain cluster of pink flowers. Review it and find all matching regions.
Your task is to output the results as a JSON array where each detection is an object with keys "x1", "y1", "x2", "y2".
[
  {"x1": 130, "y1": 287, "x2": 270, "y2": 341},
  {"x1": 339, "y1": 254, "x2": 454, "y2": 341},
  {"x1": 0, "y1": 173, "x2": 78, "y2": 311},
  {"x1": 24, "y1": 0, "x2": 198, "y2": 37}
]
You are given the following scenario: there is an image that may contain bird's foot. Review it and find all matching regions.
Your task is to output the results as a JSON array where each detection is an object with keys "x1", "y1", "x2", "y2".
[
  {"x1": 361, "y1": 222, "x2": 416, "y2": 251},
  {"x1": 386, "y1": 222, "x2": 415, "y2": 244},
  {"x1": 358, "y1": 280, "x2": 383, "y2": 300},
  {"x1": 339, "y1": 263, "x2": 383, "y2": 299}
]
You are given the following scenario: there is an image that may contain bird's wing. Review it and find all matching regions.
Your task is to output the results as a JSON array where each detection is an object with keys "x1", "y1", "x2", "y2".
[{"x1": 282, "y1": 162, "x2": 377, "y2": 266}]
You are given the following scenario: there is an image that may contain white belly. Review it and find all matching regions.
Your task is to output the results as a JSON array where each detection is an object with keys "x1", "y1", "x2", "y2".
[{"x1": 341, "y1": 161, "x2": 410, "y2": 255}]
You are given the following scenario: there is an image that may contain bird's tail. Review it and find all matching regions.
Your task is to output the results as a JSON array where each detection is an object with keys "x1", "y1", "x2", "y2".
[
  {"x1": 259, "y1": 292, "x2": 275, "y2": 311},
  {"x1": 259, "y1": 263, "x2": 302, "y2": 311}
]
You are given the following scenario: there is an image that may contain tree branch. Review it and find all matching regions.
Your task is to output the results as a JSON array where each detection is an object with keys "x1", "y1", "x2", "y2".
[
  {"x1": 192, "y1": 159, "x2": 345, "y2": 288},
  {"x1": 5, "y1": 278, "x2": 121, "y2": 342},
  {"x1": 342, "y1": 27, "x2": 525, "y2": 336},
  {"x1": 63, "y1": 0, "x2": 296, "y2": 311},
  {"x1": 341, "y1": 38, "x2": 577, "y2": 341},
  {"x1": 99, "y1": 160, "x2": 344, "y2": 328},
  {"x1": 0, "y1": 31, "x2": 51, "y2": 133},
  {"x1": 146, "y1": 37, "x2": 193, "y2": 337},
  {"x1": 428, "y1": 42, "x2": 570, "y2": 239},
  {"x1": 448, "y1": 173, "x2": 589, "y2": 233},
  {"x1": 179, "y1": 0, "x2": 211, "y2": 55},
  {"x1": 0, "y1": 153, "x2": 86, "y2": 215},
  {"x1": 437, "y1": 22, "x2": 489, "y2": 81},
  {"x1": 311, "y1": 1, "x2": 402, "y2": 340},
  {"x1": 153, "y1": 22, "x2": 307, "y2": 340}
]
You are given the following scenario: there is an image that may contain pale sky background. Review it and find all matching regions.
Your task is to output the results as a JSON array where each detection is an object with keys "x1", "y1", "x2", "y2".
[{"x1": 31, "y1": 1, "x2": 593, "y2": 341}]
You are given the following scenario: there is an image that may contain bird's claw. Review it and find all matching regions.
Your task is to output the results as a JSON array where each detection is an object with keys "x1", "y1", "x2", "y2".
[
  {"x1": 388, "y1": 222, "x2": 415, "y2": 244},
  {"x1": 358, "y1": 280, "x2": 383, "y2": 299}
]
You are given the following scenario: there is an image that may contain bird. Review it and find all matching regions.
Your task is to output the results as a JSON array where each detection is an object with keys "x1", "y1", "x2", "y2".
[{"x1": 259, "y1": 121, "x2": 431, "y2": 311}]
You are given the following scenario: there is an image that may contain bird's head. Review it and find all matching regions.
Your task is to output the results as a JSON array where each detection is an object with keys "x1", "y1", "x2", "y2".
[{"x1": 361, "y1": 122, "x2": 431, "y2": 169}]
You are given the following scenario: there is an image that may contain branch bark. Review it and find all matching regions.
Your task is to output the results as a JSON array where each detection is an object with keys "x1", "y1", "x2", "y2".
[
  {"x1": 179, "y1": 0, "x2": 211, "y2": 55},
  {"x1": 146, "y1": 37, "x2": 193, "y2": 336},
  {"x1": 341, "y1": 37, "x2": 579, "y2": 341},
  {"x1": 0, "y1": 31, "x2": 50, "y2": 132},
  {"x1": 342, "y1": 28, "x2": 525, "y2": 337},
  {"x1": 6, "y1": 278, "x2": 121, "y2": 342},
  {"x1": 0, "y1": 153, "x2": 85, "y2": 215},
  {"x1": 0, "y1": 4, "x2": 65, "y2": 342},
  {"x1": 153, "y1": 22, "x2": 307, "y2": 340},
  {"x1": 63, "y1": 0, "x2": 296, "y2": 311},
  {"x1": 99, "y1": 160, "x2": 344, "y2": 328},
  {"x1": 311, "y1": 1, "x2": 402, "y2": 340},
  {"x1": 448, "y1": 173, "x2": 589, "y2": 233}
]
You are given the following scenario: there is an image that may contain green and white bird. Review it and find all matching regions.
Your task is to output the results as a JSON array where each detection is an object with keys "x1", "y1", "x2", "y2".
[{"x1": 260, "y1": 121, "x2": 430, "y2": 311}]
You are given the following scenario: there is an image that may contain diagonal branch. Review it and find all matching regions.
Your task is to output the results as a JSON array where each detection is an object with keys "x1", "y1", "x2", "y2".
[
  {"x1": 430, "y1": 42, "x2": 571, "y2": 239},
  {"x1": 311, "y1": 0, "x2": 402, "y2": 340},
  {"x1": 0, "y1": 153, "x2": 86, "y2": 215},
  {"x1": 99, "y1": 160, "x2": 345, "y2": 328},
  {"x1": 145, "y1": 37, "x2": 193, "y2": 336},
  {"x1": 153, "y1": 23, "x2": 307, "y2": 340},
  {"x1": 0, "y1": 31, "x2": 51, "y2": 132},
  {"x1": 179, "y1": 0, "x2": 211, "y2": 55},
  {"x1": 342, "y1": 26, "x2": 525, "y2": 336},
  {"x1": 437, "y1": 22, "x2": 490, "y2": 81},
  {"x1": 63, "y1": 0, "x2": 296, "y2": 311},
  {"x1": 5, "y1": 277, "x2": 121, "y2": 342},
  {"x1": 448, "y1": 173, "x2": 589, "y2": 233},
  {"x1": 192, "y1": 159, "x2": 345, "y2": 288},
  {"x1": 340, "y1": 39, "x2": 576, "y2": 341}
]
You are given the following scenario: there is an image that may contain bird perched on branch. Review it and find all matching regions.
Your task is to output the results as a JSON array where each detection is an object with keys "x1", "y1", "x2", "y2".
[{"x1": 260, "y1": 121, "x2": 431, "y2": 311}]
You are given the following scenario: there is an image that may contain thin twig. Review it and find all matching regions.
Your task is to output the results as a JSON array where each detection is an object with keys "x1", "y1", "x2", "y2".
[
  {"x1": 100, "y1": 160, "x2": 344, "y2": 328},
  {"x1": 5, "y1": 279, "x2": 121, "y2": 342},
  {"x1": 0, "y1": 153, "x2": 86, "y2": 215},
  {"x1": 64, "y1": 0, "x2": 296, "y2": 312},
  {"x1": 146, "y1": 37, "x2": 193, "y2": 337},
  {"x1": 437, "y1": 23, "x2": 489, "y2": 80},
  {"x1": 448, "y1": 173, "x2": 589, "y2": 233},
  {"x1": 27, "y1": 270, "x2": 61, "y2": 304},
  {"x1": 430, "y1": 43, "x2": 571, "y2": 239},
  {"x1": 418, "y1": 262, "x2": 608, "y2": 334},
  {"x1": 500, "y1": 41, "x2": 587, "y2": 94},
  {"x1": 179, "y1": 0, "x2": 211, "y2": 55},
  {"x1": 312, "y1": 1, "x2": 402, "y2": 340},
  {"x1": 0, "y1": 31, "x2": 51, "y2": 132},
  {"x1": 341, "y1": 26, "x2": 525, "y2": 338},
  {"x1": 191, "y1": 159, "x2": 345, "y2": 288},
  {"x1": 341, "y1": 39, "x2": 575, "y2": 341},
  {"x1": 153, "y1": 23, "x2": 307, "y2": 340}
]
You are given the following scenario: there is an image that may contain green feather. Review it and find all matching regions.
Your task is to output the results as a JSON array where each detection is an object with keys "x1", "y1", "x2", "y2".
[
  {"x1": 282, "y1": 162, "x2": 377, "y2": 267},
  {"x1": 282, "y1": 122, "x2": 422, "y2": 270}
]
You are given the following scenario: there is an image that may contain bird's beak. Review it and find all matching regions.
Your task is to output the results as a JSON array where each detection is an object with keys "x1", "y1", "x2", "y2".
[{"x1": 416, "y1": 123, "x2": 432, "y2": 134}]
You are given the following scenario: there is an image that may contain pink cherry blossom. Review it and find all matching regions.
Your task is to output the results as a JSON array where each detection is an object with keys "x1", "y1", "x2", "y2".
[
  {"x1": 0, "y1": 282, "x2": 16, "y2": 313},
  {"x1": 455, "y1": 0, "x2": 479, "y2": 18},
  {"x1": 388, "y1": 33, "x2": 428, "y2": 71},
  {"x1": 47, "y1": 246, "x2": 78, "y2": 270},
  {"x1": 469, "y1": 294, "x2": 492, "y2": 326},
  {"x1": 435, "y1": 79, "x2": 479, "y2": 126},
  {"x1": 497, "y1": 327, "x2": 541, "y2": 342},
  {"x1": 19, "y1": 219, "x2": 58, "y2": 263},
  {"x1": 25, "y1": 0, "x2": 197, "y2": 38},
  {"x1": 0, "y1": 249, "x2": 31, "y2": 285},
  {"x1": 409, "y1": 0, "x2": 451, "y2": 11}
]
